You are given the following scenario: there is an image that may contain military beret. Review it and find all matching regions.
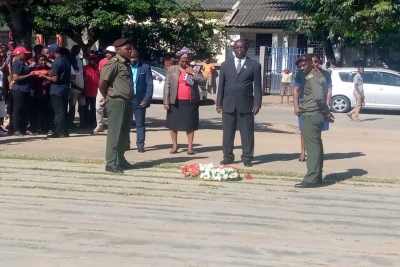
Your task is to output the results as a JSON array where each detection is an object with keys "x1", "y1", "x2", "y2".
[
  {"x1": 295, "y1": 53, "x2": 314, "y2": 65},
  {"x1": 113, "y1": 38, "x2": 129, "y2": 48}
]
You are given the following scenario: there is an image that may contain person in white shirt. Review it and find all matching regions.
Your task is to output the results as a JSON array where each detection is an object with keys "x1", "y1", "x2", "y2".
[
  {"x1": 280, "y1": 68, "x2": 292, "y2": 104},
  {"x1": 347, "y1": 66, "x2": 365, "y2": 122}
]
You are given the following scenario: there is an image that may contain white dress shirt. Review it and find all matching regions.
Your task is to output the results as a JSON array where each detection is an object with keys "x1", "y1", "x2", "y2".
[{"x1": 234, "y1": 56, "x2": 247, "y2": 70}]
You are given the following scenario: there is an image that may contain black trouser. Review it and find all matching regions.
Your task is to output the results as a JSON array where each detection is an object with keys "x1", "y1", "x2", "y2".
[
  {"x1": 29, "y1": 98, "x2": 53, "y2": 133},
  {"x1": 85, "y1": 97, "x2": 96, "y2": 127},
  {"x1": 222, "y1": 109, "x2": 255, "y2": 162},
  {"x1": 11, "y1": 90, "x2": 30, "y2": 133},
  {"x1": 51, "y1": 95, "x2": 69, "y2": 136}
]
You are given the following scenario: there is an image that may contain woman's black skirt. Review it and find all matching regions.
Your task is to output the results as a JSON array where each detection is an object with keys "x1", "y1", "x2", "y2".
[{"x1": 166, "y1": 100, "x2": 199, "y2": 131}]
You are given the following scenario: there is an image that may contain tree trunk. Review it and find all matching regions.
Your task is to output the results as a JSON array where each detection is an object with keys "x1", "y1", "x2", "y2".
[
  {"x1": 324, "y1": 39, "x2": 335, "y2": 63},
  {"x1": 1, "y1": 3, "x2": 35, "y2": 49}
]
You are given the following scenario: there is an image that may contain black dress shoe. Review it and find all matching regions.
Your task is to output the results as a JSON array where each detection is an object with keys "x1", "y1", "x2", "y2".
[
  {"x1": 220, "y1": 159, "x2": 234, "y2": 165},
  {"x1": 294, "y1": 182, "x2": 319, "y2": 188},
  {"x1": 105, "y1": 165, "x2": 124, "y2": 173},
  {"x1": 138, "y1": 147, "x2": 145, "y2": 153},
  {"x1": 243, "y1": 161, "x2": 253, "y2": 167}
]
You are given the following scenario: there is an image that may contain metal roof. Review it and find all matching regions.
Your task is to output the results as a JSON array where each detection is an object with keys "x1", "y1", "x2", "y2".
[
  {"x1": 227, "y1": 0, "x2": 298, "y2": 28},
  {"x1": 178, "y1": 0, "x2": 299, "y2": 29},
  {"x1": 178, "y1": 0, "x2": 238, "y2": 11}
]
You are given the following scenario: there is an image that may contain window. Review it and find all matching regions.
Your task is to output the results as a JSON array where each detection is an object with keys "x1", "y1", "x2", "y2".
[
  {"x1": 380, "y1": 73, "x2": 400, "y2": 86},
  {"x1": 339, "y1": 72, "x2": 352, "y2": 82},
  {"x1": 255, "y1": 34, "x2": 272, "y2": 56},
  {"x1": 363, "y1": 72, "x2": 381, "y2": 85},
  {"x1": 339, "y1": 71, "x2": 382, "y2": 84}
]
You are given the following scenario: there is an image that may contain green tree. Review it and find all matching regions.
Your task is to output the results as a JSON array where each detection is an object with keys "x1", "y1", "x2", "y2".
[
  {"x1": 34, "y1": 0, "x2": 148, "y2": 58},
  {"x1": 34, "y1": 0, "x2": 224, "y2": 60},
  {"x1": 294, "y1": 0, "x2": 400, "y2": 64},
  {"x1": 0, "y1": 0, "x2": 66, "y2": 48},
  {"x1": 123, "y1": 4, "x2": 224, "y2": 61}
]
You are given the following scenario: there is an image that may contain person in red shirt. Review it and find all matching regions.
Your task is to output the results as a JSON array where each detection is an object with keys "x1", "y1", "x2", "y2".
[
  {"x1": 83, "y1": 53, "x2": 100, "y2": 128},
  {"x1": 94, "y1": 46, "x2": 116, "y2": 133}
]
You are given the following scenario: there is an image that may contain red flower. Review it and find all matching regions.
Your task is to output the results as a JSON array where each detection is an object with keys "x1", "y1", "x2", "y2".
[{"x1": 246, "y1": 174, "x2": 253, "y2": 180}]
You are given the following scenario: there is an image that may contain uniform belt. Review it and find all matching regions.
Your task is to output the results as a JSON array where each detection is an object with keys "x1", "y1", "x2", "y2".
[{"x1": 107, "y1": 95, "x2": 131, "y2": 101}]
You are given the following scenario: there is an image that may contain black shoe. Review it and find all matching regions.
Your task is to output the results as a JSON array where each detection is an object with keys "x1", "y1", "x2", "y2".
[
  {"x1": 294, "y1": 182, "x2": 319, "y2": 188},
  {"x1": 220, "y1": 159, "x2": 234, "y2": 165},
  {"x1": 105, "y1": 165, "x2": 124, "y2": 173},
  {"x1": 137, "y1": 147, "x2": 145, "y2": 153},
  {"x1": 243, "y1": 160, "x2": 253, "y2": 167}
]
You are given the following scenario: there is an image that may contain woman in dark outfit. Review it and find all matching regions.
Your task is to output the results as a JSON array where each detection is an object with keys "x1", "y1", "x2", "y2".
[
  {"x1": 10, "y1": 47, "x2": 36, "y2": 136},
  {"x1": 163, "y1": 47, "x2": 206, "y2": 155},
  {"x1": 29, "y1": 54, "x2": 52, "y2": 134}
]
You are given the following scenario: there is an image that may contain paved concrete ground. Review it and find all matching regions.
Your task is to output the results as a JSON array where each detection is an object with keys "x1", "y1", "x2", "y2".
[
  {"x1": 0, "y1": 159, "x2": 399, "y2": 267},
  {"x1": 1, "y1": 102, "x2": 399, "y2": 179}
]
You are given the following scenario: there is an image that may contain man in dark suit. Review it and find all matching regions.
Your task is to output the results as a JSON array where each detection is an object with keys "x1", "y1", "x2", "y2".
[
  {"x1": 129, "y1": 48, "x2": 154, "y2": 153},
  {"x1": 217, "y1": 39, "x2": 262, "y2": 167}
]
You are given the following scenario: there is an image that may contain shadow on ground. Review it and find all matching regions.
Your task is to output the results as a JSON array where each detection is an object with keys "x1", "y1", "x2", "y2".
[
  {"x1": 324, "y1": 168, "x2": 368, "y2": 183},
  {"x1": 133, "y1": 156, "x2": 208, "y2": 169},
  {"x1": 360, "y1": 109, "x2": 400, "y2": 115},
  {"x1": 252, "y1": 152, "x2": 365, "y2": 165},
  {"x1": 146, "y1": 117, "x2": 297, "y2": 134},
  {"x1": 0, "y1": 136, "x2": 46, "y2": 145}
]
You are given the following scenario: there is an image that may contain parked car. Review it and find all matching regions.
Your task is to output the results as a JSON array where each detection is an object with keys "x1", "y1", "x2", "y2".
[
  {"x1": 151, "y1": 67, "x2": 208, "y2": 101},
  {"x1": 330, "y1": 68, "x2": 400, "y2": 113}
]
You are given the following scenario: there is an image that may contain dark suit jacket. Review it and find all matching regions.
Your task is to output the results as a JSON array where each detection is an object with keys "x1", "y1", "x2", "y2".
[
  {"x1": 163, "y1": 65, "x2": 206, "y2": 105},
  {"x1": 217, "y1": 57, "x2": 262, "y2": 113},
  {"x1": 135, "y1": 62, "x2": 153, "y2": 106}
]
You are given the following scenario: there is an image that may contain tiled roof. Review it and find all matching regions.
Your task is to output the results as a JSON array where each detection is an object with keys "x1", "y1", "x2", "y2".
[
  {"x1": 178, "y1": 0, "x2": 238, "y2": 11},
  {"x1": 227, "y1": 0, "x2": 298, "y2": 28}
]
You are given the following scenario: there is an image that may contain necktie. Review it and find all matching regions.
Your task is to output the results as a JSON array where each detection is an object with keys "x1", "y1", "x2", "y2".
[{"x1": 237, "y1": 59, "x2": 241, "y2": 74}]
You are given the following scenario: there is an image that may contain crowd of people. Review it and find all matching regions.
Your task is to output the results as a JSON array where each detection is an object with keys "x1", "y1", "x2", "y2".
[{"x1": 0, "y1": 41, "x2": 118, "y2": 137}]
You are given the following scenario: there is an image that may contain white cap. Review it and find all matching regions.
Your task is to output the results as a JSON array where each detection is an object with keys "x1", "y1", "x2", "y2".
[
  {"x1": 105, "y1": 46, "x2": 116, "y2": 52},
  {"x1": 190, "y1": 61, "x2": 196, "y2": 66}
]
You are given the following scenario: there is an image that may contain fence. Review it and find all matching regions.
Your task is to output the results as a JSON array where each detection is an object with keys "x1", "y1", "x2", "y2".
[{"x1": 264, "y1": 47, "x2": 307, "y2": 95}]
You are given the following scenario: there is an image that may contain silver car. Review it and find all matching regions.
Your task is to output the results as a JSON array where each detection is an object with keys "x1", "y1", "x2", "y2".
[
  {"x1": 330, "y1": 68, "x2": 400, "y2": 113},
  {"x1": 151, "y1": 67, "x2": 208, "y2": 101}
]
